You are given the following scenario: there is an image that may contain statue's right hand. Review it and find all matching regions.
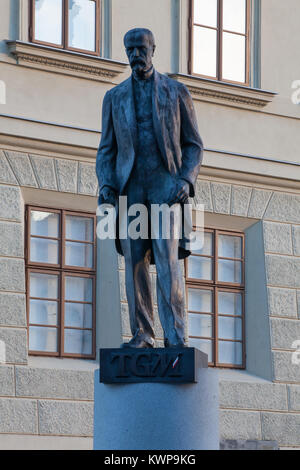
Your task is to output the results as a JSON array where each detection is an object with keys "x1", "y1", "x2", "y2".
[{"x1": 98, "y1": 186, "x2": 117, "y2": 206}]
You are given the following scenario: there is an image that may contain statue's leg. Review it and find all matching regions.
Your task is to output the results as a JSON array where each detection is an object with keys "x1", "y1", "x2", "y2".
[
  {"x1": 121, "y1": 236, "x2": 155, "y2": 346},
  {"x1": 119, "y1": 175, "x2": 155, "y2": 348},
  {"x1": 151, "y1": 208, "x2": 186, "y2": 347}
]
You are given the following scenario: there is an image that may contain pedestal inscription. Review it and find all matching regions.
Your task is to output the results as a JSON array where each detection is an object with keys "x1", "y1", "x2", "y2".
[{"x1": 99, "y1": 347, "x2": 208, "y2": 384}]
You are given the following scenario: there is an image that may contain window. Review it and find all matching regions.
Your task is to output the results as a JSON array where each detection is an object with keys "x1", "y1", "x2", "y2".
[
  {"x1": 186, "y1": 228, "x2": 245, "y2": 368},
  {"x1": 30, "y1": 0, "x2": 100, "y2": 55},
  {"x1": 26, "y1": 207, "x2": 96, "y2": 358},
  {"x1": 190, "y1": 0, "x2": 250, "y2": 85}
]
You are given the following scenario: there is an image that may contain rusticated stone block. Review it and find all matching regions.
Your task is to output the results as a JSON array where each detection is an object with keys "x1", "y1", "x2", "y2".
[
  {"x1": 262, "y1": 412, "x2": 300, "y2": 446},
  {"x1": 211, "y1": 182, "x2": 231, "y2": 214},
  {"x1": 38, "y1": 400, "x2": 93, "y2": 436},
  {"x1": 263, "y1": 222, "x2": 293, "y2": 255},
  {"x1": 30, "y1": 155, "x2": 57, "y2": 191},
  {"x1": 230, "y1": 185, "x2": 252, "y2": 217},
  {"x1": 194, "y1": 180, "x2": 213, "y2": 212},
  {"x1": 0, "y1": 398, "x2": 37, "y2": 433},
  {"x1": 272, "y1": 351, "x2": 300, "y2": 382},
  {"x1": 288, "y1": 385, "x2": 300, "y2": 411},
  {"x1": 0, "y1": 365, "x2": 15, "y2": 396},
  {"x1": 0, "y1": 185, "x2": 22, "y2": 221},
  {"x1": 247, "y1": 189, "x2": 272, "y2": 219},
  {"x1": 0, "y1": 258, "x2": 25, "y2": 292},
  {"x1": 78, "y1": 162, "x2": 98, "y2": 196},
  {"x1": 220, "y1": 380, "x2": 287, "y2": 411},
  {"x1": 0, "y1": 327, "x2": 27, "y2": 364},
  {"x1": 264, "y1": 192, "x2": 300, "y2": 224},
  {"x1": 16, "y1": 367, "x2": 94, "y2": 400},
  {"x1": 292, "y1": 226, "x2": 300, "y2": 256},
  {"x1": 270, "y1": 318, "x2": 300, "y2": 350},
  {"x1": 265, "y1": 254, "x2": 300, "y2": 288},
  {"x1": 0, "y1": 221, "x2": 23, "y2": 257},
  {"x1": 5, "y1": 151, "x2": 38, "y2": 187},
  {"x1": 267, "y1": 287, "x2": 297, "y2": 318},
  {"x1": 55, "y1": 159, "x2": 78, "y2": 193},
  {"x1": 220, "y1": 410, "x2": 262, "y2": 440},
  {"x1": 0, "y1": 150, "x2": 18, "y2": 185},
  {"x1": 0, "y1": 292, "x2": 26, "y2": 327}
]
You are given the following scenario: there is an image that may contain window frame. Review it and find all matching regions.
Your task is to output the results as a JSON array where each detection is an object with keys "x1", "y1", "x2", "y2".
[
  {"x1": 25, "y1": 205, "x2": 97, "y2": 359},
  {"x1": 185, "y1": 227, "x2": 245, "y2": 369},
  {"x1": 189, "y1": 0, "x2": 251, "y2": 86},
  {"x1": 29, "y1": 0, "x2": 101, "y2": 56}
]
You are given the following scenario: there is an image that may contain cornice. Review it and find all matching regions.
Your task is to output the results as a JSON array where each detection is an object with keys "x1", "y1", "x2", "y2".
[
  {"x1": 169, "y1": 73, "x2": 277, "y2": 111},
  {"x1": 7, "y1": 41, "x2": 129, "y2": 84}
]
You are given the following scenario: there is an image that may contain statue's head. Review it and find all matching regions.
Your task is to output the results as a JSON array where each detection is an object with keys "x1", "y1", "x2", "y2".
[{"x1": 124, "y1": 28, "x2": 156, "y2": 74}]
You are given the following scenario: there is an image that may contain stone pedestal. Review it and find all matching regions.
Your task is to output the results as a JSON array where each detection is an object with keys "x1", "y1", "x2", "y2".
[{"x1": 93, "y1": 368, "x2": 219, "y2": 450}]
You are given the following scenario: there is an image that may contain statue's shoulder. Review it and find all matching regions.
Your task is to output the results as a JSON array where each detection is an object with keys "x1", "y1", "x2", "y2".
[
  {"x1": 105, "y1": 77, "x2": 131, "y2": 99},
  {"x1": 158, "y1": 72, "x2": 190, "y2": 95}
]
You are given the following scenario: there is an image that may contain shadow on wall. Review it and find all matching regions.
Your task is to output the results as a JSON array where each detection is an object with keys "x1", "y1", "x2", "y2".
[{"x1": 0, "y1": 0, "x2": 18, "y2": 54}]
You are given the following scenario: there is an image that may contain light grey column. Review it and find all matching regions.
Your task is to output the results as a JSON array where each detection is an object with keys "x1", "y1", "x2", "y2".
[{"x1": 94, "y1": 369, "x2": 219, "y2": 450}]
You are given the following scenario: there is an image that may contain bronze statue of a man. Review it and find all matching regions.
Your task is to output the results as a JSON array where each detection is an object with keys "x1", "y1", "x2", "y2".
[{"x1": 96, "y1": 28, "x2": 203, "y2": 349}]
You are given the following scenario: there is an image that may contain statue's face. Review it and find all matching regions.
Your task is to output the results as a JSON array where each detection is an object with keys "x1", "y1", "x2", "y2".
[{"x1": 125, "y1": 32, "x2": 155, "y2": 74}]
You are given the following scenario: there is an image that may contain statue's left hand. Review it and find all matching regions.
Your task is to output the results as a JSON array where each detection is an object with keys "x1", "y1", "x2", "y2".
[{"x1": 169, "y1": 178, "x2": 190, "y2": 205}]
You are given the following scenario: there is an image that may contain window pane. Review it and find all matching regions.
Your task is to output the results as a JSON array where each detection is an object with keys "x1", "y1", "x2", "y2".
[
  {"x1": 65, "y1": 302, "x2": 93, "y2": 328},
  {"x1": 188, "y1": 288, "x2": 212, "y2": 313},
  {"x1": 193, "y1": 26, "x2": 217, "y2": 77},
  {"x1": 194, "y1": 0, "x2": 218, "y2": 28},
  {"x1": 34, "y1": 0, "x2": 63, "y2": 45},
  {"x1": 65, "y1": 241, "x2": 93, "y2": 268},
  {"x1": 65, "y1": 215, "x2": 94, "y2": 242},
  {"x1": 64, "y1": 329, "x2": 92, "y2": 355},
  {"x1": 189, "y1": 313, "x2": 212, "y2": 338},
  {"x1": 29, "y1": 326, "x2": 57, "y2": 352},
  {"x1": 29, "y1": 299, "x2": 58, "y2": 325},
  {"x1": 188, "y1": 256, "x2": 213, "y2": 280},
  {"x1": 189, "y1": 337, "x2": 212, "y2": 362},
  {"x1": 218, "y1": 291, "x2": 242, "y2": 315},
  {"x1": 30, "y1": 238, "x2": 59, "y2": 264},
  {"x1": 218, "y1": 235, "x2": 242, "y2": 258},
  {"x1": 65, "y1": 276, "x2": 93, "y2": 302},
  {"x1": 218, "y1": 340, "x2": 242, "y2": 365},
  {"x1": 218, "y1": 259, "x2": 242, "y2": 283},
  {"x1": 218, "y1": 317, "x2": 242, "y2": 340},
  {"x1": 31, "y1": 211, "x2": 59, "y2": 237},
  {"x1": 30, "y1": 272, "x2": 58, "y2": 299},
  {"x1": 223, "y1": 0, "x2": 246, "y2": 34},
  {"x1": 68, "y1": 0, "x2": 96, "y2": 52},
  {"x1": 192, "y1": 231, "x2": 213, "y2": 256},
  {"x1": 222, "y1": 32, "x2": 246, "y2": 83}
]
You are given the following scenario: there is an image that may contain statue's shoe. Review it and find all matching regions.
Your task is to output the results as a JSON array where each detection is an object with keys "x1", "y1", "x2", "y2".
[
  {"x1": 164, "y1": 339, "x2": 187, "y2": 348},
  {"x1": 121, "y1": 336, "x2": 155, "y2": 349}
]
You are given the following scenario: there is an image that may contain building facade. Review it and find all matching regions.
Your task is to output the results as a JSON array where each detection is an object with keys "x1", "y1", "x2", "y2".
[{"x1": 0, "y1": 0, "x2": 300, "y2": 450}]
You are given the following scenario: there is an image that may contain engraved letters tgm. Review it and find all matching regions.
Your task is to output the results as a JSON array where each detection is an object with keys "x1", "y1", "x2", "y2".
[
  {"x1": 100, "y1": 348, "x2": 208, "y2": 384},
  {"x1": 111, "y1": 351, "x2": 183, "y2": 378}
]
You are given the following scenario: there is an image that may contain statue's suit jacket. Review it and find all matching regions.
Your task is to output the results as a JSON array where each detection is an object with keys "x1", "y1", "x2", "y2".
[{"x1": 96, "y1": 69, "x2": 203, "y2": 260}]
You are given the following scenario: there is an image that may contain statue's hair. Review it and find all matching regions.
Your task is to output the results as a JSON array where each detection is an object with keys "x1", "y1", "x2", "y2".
[{"x1": 123, "y1": 28, "x2": 156, "y2": 47}]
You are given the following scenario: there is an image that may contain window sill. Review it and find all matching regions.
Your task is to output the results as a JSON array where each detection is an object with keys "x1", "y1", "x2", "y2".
[
  {"x1": 7, "y1": 41, "x2": 129, "y2": 84},
  {"x1": 168, "y1": 73, "x2": 277, "y2": 111}
]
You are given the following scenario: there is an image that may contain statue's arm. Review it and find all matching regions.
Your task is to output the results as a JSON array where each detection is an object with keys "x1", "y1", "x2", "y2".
[
  {"x1": 96, "y1": 91, "x2": 118, "y2": 195},
  {"x1": 178, "y1": 84, "x2": 204, "y2": 197}
]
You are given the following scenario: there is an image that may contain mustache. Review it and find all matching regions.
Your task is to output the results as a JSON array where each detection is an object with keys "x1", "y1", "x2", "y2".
[{"x1": 130, "y1": 58, "x2": 146, "y2": 66}]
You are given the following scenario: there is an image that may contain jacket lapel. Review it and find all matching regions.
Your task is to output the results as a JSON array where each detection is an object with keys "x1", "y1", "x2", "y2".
[
  {"x1": 152, "y1": 70, "x2": 170, "y2": 171},
  {"x1": 121, "y1": 77, "x2": 138, "y2": 154}
]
